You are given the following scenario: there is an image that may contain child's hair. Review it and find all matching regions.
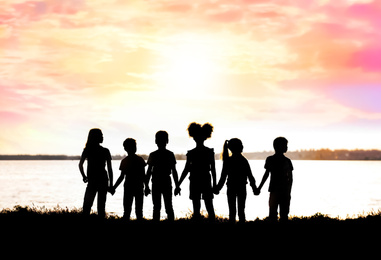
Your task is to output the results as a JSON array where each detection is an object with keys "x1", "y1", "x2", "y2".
[
  {"x1": 85, "y1": 128, "x2": 103, "y2": 149},
  {"x1": 222, "y1": 138, "x2": 243, "y2": 161},
  {"x1": 273, "y1": 137, "x2": 288, "y2": 153},
  {"x1": 123, "y1": 138, "x2": 136, "y2": 149},
  {"x1": 155, "y1": 130, "x2": 169, "y2": 143},
  {"x1": 187, "y1": 122, "x2": 213, "y2": 140}
]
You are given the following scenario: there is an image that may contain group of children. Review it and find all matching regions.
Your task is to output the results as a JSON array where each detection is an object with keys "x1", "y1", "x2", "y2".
[{"x1": 78, "y1": 122, "x2": 293, "y2": 223}]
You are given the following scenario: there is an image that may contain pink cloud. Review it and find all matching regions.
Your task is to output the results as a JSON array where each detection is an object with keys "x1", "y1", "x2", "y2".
[
  {"x1": 11, "y1": 0, "x2": 86, "y2": 22},
  {"x1": 208, "y1": 9, "x2": 243, "y2": 23},
  {"x1": 0, "y1": 111, "x2": 27, "y2": 125},
  {"x1": 157, "y1": 3, "x2": 193, "y2": 13},
  {"x1": 350, "y1": 46, "x2": 381, "y2": 72},
  {"x1": 330, "y1": 85, "x2": 381, "y2": 113},
  {"x1": 281, "y1": 72, "x2": 381, "y2": 113},
  {"x1": 346, "y1": 1, "x2": 381, "y2": 26}
]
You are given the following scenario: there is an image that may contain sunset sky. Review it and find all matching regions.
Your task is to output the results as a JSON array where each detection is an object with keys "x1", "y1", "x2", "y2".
[{"x1": 1, "y1": 0, "x2": 381, "y2": 155}]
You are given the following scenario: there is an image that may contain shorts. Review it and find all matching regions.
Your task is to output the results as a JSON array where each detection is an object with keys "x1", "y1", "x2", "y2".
[{"x1": 189, "y1": 175, "x2": 214, "y2": 200}]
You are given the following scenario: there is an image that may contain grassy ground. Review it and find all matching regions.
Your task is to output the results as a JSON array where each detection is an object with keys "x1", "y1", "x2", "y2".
[{"x1": 1, "y1": 205, "x2": 380, "y2": 256}]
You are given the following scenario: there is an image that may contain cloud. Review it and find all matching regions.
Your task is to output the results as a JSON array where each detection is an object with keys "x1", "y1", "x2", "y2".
[
  {"x1": 11, "y1": 0, "x2": 86, "y2": 19},
  {"x1": 1, "y1": 0, "x2": 381, "y2": 154},
  {"x1": 207, "y1": 8, "x2": 244, "y2": 23},
  {"x1": 350, "y1": 45, "x2": 381, "y2": 72}
]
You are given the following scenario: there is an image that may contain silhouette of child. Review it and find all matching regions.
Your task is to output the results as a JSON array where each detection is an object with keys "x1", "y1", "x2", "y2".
[
  {"x1": 258, "y1": 137, "x2": 293, "y2": 222},
  {"x1": 145, "y1": 131, "x2": 179, "y2": 221},
  {"x1": 176, "y1": 122, "x2": 217, "y2": 221},
  {"x1": 79, "y1": 128, "x2": 113, "y2": 218},
  {"x1": 216, "y1": 138, "x2": 259, "y2": 223},
  {"x1": 111, "y1": 138, "x2": 146, "y2": 221}
]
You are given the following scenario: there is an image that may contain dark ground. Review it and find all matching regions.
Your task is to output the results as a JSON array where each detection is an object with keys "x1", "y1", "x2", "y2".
[{"x1": 1, "y1": 206, "x2": 379, "y2": 257}]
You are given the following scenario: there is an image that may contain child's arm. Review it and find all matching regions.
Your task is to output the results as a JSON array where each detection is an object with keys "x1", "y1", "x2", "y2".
[
  {"x1": 287, "y1": 170, "x2": 293, "y2": 193},
  {"x1": 106, "y1": 158, "x2": 113, "y2": 188},
  {"x1": 145, "y1": 165, "x2": 153, "y2": 196},
  {"x1": 247, "y1": 165, "x2": 260, "y2": 195},
  {"x1": 246, "y1": 162, "x2": 258, "y2": 190},
  {"x1": 176, "y1": 159, "x2": 191, "y2": 195},
  {"x1": 78, "y1": 153, "x2": 88, "y2": 183},
  {"x1": 216, "y1": 162, "x2": 228, "y2": 191},
  {"x1": 178, "y1": 159, "x2": 190, "y2": 186},
  {"x1": 258, "y1": 169, "x2": 270, "y2": 191},
  {"x1": 172, "y1": 165, "x2": 179, "y2": 188},
  {"x1": 210, "y1": 158, "x2": 217, "y2": 189},
  {"x1": 113, "y1": 172, "x2": 125, "y2": 190}
]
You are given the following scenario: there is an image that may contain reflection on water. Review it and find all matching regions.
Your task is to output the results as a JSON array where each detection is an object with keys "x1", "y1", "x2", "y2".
[{"x1": 0, "y1": 160, "x2": 380, "y2": 220}]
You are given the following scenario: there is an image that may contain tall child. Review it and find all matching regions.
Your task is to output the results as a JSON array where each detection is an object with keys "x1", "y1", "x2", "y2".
[
  {"x1": 258, "y1": 137, "x2": 293, "y2": 222},
  {"x1": 79, "y1": 128, "x2": 113, "y2": 218},
  {"x1": 145, "y1": 131, "x2": 179, "y2": 221},
  {"x1": 176, "y1": 122, "x2": 217, "y2": 221},
  {"x1": 112, "y1": 138, "x2": 146, "y2": 221},
  {"x1": 216, "y1": 138, "x2": 258, "y2": 223}
]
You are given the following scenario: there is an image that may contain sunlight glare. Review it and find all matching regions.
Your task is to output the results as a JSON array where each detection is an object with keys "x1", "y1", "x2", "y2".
[{"x1": 156, "y1": 37, "x2": 221, "y2": 96}]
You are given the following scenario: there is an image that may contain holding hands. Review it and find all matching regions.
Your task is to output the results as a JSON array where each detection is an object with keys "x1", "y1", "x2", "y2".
[
  {"x1": 108, "y1": 186, "x2": 116, "y2": 195},
  {"x1": 174, "y1": 186, "x2": 181, "y2": 196},
  {"x1": 213, "y1": 185, "x2": 220, "y2": 195},
  {"x1": 145, "y1": 186, "x2": 151, "y2": 196},
  {"x1": 251, "y1": 183, "x2": 260, "y2": 196}
]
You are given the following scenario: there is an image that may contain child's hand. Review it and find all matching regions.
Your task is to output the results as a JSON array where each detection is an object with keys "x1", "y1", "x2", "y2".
[
  {"x1": 82, "y1": 176, "x2": 88, "y2": 183},
  {"x1": 144, "y1": 187, "x2": 151, "y2": 196},
  {"x1": 108, "y1": 186, "x2": 115, "y2": 195},
  {"x1": 174, "y1": 186, "x2": 181, "y2": 196},
  {"x1": 213, "y1": 186, "x2": 220, "y2": 195},
  {"x1": 253, "y1": 187, "x2": 260, "y2": 196}
]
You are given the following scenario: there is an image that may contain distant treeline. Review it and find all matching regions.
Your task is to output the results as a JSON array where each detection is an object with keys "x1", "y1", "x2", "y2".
[
  {"x1": 242, "y1": 149, "x2": 381, "y2": 160},
  {"x1": 2, "y1": 149, "x2": 381, "y2": 160}
]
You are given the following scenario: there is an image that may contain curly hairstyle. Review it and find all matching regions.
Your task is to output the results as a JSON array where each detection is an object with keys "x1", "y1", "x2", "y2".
[{"x1": 187, "y1": 122, "x2": 214, "y2": 140}]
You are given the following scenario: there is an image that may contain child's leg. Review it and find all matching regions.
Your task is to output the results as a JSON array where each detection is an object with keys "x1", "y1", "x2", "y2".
[
  {"x1": 227, "y1": 189, "x2": 237, "y2": 222},
  {"x1": 163, "y1": 188, "x2": 174, "y2": 221},
  {"x1": 237, "y1": 188, "x2": 247, "y2": 223},
  {"x1": 279, "y1": 192, "x2": 291, "y2": 221},
  {"x1": 152, "y1": 184, "x2": 162, "y2": 221},
  {"x1": 204, "y1": 199, "x2": 215, "y2": 221},
  {"x1": 269, "y1": 192, "x2": 279, "y2": 221},
  {"x1": 135, "y1": 190, "x2": 144, "y2": 220},
  {"x1": 123, "y1": 190, "x2": 133, "y2": 220},
  {"x1": 192, "y1": 199, "x2": 201, "y2": 219},
  {"x1": 83, "y1": 184, "x2": 97, "y2": 215},
  {"x1": 97, "y1": 186, "x2": 107, "y2": 218}
]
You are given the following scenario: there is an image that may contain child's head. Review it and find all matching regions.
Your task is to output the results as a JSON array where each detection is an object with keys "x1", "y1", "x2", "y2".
[
  {"x1": 273, "y1": 137, "x2": 288, "y2": 154},
  {"x1": 227, "y1": 138, "x2": 243, "y2": 154},
  {"x1": 187, "y1": 122, "x2": 213, "y2": 143},
  {"x1": 85, "y1": 128, "x2": 103, "y2": 148},
  {"x1": 123, "y1": 138, "x2": 137, "y2": 155},
  {"x1": 222, "y1": 138, "x2": 243, "y2": 160},
  {"x1": 155, "y1": 130, "x2": 168, "y2": 149}
]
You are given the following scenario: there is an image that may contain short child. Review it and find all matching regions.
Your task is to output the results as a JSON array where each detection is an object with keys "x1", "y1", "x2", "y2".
[
  {"x1": 258, "y1": 137, "x2": 293, "y2": 222},
  {"x1": 112, "y1": 138, "x2": 146, "y2": 220},
  {"x1": 145, "y1": 131, "x2": 179, "y2": 221}
]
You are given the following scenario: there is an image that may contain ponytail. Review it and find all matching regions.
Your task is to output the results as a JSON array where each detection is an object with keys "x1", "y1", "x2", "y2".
[{"x1": 221, "y1": 140, "x2": 230, "y2": 161}]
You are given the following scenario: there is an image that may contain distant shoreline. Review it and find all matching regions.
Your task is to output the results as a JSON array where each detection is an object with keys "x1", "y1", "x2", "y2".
[{"x1": 1, "y1": 148, "x2": 381, "y2": 160}]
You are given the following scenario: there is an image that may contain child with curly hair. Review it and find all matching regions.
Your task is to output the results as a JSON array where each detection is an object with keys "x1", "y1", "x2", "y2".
[{"x1": 176, "y1": 122, "x2": 217, "y2": 221}]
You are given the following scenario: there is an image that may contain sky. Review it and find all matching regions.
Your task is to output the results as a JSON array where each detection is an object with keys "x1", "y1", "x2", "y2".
[{"x1": 1, "y1": 0, "x2": 381, "y2": 155}]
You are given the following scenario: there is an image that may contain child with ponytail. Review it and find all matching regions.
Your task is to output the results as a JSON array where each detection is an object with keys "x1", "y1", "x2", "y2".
[{"x1": 216, "y1": 138, "x2": 258, "y2": 223}]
